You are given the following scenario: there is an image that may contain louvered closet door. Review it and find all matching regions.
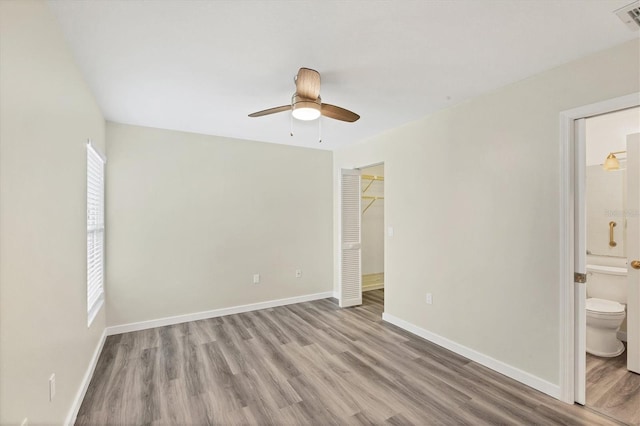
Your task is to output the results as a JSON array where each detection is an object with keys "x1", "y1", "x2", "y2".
[{"x1": 340, "y1": 169, "x2": 362, "y2": 307}]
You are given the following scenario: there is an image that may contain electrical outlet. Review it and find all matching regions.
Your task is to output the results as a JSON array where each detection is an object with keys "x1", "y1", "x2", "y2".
[
  {"x1": 387, "y1": 226, "x2": 394, "y2": 237},
  {"x1": 253, "y1": 274, "x2": 260, "y2": 284},
  {"x1": 21, "y1": 418, "x2": 28, "y2": 426},
  {"x1": 49, "y1": 374, "x2": 56, "y2": 401},
  {"x1": 426, "y1": 293, "x2": 433, "y2": 305},
  {"x1": 295, "y1": 269, "x2": 302, "y2": 278}
]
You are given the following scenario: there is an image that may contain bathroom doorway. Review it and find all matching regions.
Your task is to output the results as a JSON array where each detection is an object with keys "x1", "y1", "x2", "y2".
[
  {"x1": 560, "y1": 93, "x2": 640, "y2": 418},
  {"x1": 361, "y1": 164, "x2": 384, "y2": 317},
  {"x1": 580, "y1": 107, "x2": 640, "y2": 424}
]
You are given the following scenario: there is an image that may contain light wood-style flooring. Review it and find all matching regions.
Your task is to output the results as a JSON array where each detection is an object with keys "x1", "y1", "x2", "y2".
[
  {"x1": 77, "y1": 290, "x2": 623, "y2": 425},
  {"x1": 587, "y1": 346, "x2": 640, "y2": 425}
]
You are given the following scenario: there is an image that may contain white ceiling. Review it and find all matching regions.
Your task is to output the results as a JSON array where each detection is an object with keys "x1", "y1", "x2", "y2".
[{"x1": 49, "y1": 0, "x2": 639, "y2": 150}]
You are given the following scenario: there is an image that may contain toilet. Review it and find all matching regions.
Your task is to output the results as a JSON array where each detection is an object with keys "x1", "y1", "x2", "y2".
[{"x1": 586, "y1": 264, "x2": 627, "y2": 357}]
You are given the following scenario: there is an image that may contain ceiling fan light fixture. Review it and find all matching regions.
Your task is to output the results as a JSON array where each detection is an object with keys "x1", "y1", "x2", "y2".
[{"x1": 291, "y1": 95, "x2": 321, "y2": 121}]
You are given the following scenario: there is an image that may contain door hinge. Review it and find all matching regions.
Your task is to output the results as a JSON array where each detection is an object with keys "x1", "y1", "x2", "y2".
[{"x1": 574, "y1": 272, "x2": 587, "y2": 283}]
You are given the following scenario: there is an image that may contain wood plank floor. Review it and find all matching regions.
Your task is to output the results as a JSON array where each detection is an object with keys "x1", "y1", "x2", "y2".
[
  {"x1": 77, "y1": 290, "x2": 624, "y2": 425},
  {"x1": 587, "y1": 346, "x2": 640, "y2": 425}
]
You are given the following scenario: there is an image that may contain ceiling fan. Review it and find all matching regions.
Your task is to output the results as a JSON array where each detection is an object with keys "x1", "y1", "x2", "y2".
[{"x1": 248, "y1": 68, "x2": 360, "y2": 123}]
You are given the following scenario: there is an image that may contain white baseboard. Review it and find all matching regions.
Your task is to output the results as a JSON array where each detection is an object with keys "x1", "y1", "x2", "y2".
[
  {"x1": 332, "y1": 291, "x2": 340, "y2": 299},
  {"x1": 65, "y1": 329, "x2": 107, "y2": 425},
  {"x1": 382, "y1": 313, "x2": 560, "y2": 400},
  {"x1": 363, "y1": 284, "x2": 384, "y2": 292},
  {"x1": 106, "y1": 291, "x2": 334, "y2": 336}
]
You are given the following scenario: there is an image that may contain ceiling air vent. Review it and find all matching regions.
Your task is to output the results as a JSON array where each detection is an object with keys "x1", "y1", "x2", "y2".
[{"x1": 615, "y1": 1, "x2": 640, "y2": 30}]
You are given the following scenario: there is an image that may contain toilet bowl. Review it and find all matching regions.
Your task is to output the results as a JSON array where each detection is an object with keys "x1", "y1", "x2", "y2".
[
  {"x1": 586, "y1": 297, "x2": 625, "y2": 357},
  {"x1": 585, "y1": 261, "x2": 627, "y2": 357}
]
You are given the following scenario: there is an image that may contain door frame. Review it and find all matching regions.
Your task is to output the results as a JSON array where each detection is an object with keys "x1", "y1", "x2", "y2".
[
  {"x1": 559, "y1": 92, "x2": 640, "y2": 403},
  {"x1": 338, "y1": 161, "x2": 385, "y2": 309}
]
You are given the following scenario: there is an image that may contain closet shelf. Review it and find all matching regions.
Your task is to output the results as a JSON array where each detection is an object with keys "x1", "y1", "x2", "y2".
[
  {"x1": 362, "y1": 174, "x2": 383, "y2": 193},
  {"x1": 362, "y1": 175, "x2": 384, "y2": 214}
]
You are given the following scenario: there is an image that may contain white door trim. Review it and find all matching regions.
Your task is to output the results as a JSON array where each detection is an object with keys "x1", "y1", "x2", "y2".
[
  {"x1": 337, "y1": 162, "x2": 385, "y2": 308},
  {"x1": 559, "y1": 92, "x2": 640, "y2": 403},
  {"x1": 573, "y1": 118, "x2": 587, "y2": 405}
]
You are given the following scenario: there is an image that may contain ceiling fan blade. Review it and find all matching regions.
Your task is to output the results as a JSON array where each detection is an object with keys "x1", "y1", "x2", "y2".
[
  {"x1": 321, "y1": 103, "x2": 360, "y2": 122},
  {"x1": 248, "y1": 105, "x2": 292, "y2": 117},
  {"x1": 296, "y1": 68, "x2": 320, "y2": 100}
]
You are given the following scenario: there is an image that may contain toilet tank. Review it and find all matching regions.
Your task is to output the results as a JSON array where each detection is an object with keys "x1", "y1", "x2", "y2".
[{"x1": 586, "y1": 264, "x2": 627, "y2": 304}]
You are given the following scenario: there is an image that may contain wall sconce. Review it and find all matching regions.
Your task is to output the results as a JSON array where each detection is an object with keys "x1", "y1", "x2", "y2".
[{"x1": 603, "y1": 150, "x2": 626, "y2": 171}]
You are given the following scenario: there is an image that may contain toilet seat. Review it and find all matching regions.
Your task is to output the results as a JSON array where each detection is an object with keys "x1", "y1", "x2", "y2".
[{"x1": 586, "y1": 298, "x2": 625, "y2": 314}]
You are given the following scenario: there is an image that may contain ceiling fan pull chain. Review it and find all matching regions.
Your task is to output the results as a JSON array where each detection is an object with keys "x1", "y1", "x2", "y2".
[
  {"x1": 318, "y1": 117, "x2": 322, "y2": 143},
  {"x1": 290, "y1": 113, "x2": 294, "y2": 137}
]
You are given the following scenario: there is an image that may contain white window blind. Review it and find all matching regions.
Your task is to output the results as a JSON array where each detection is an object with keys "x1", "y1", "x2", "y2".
[{"x1": 87, "y1": 142, "x2": 105, "y2": 326}]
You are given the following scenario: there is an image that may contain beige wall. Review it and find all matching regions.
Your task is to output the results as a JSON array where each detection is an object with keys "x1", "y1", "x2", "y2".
[
  {"x1": 584, "y1": 108, "x2": 640, "y2": 258},
  {"x1": 585, "y1": 107, "x2": 640, "y2": 166},
  {"x1": 333, "y1": 39, "x2": 640, "y2": 384},
  {"x1": 106, "y1": 123, "x2": 333, "y2": 327},
  {"x1": 586, "y1": 165, "x2": 626, "y2": 258},
  {"x1": 0, "y1": 1, "x2": 106, "y2": 423}
]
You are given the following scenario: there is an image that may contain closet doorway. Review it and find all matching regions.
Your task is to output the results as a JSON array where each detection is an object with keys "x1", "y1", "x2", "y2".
[{"x1": 361, "y1": 164, "x2": 384, "y2": 314}]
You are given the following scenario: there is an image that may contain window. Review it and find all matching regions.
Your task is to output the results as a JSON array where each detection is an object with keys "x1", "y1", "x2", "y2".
[{"x1": 87, "y1": 142, "x2": 105, "y2": 326}]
